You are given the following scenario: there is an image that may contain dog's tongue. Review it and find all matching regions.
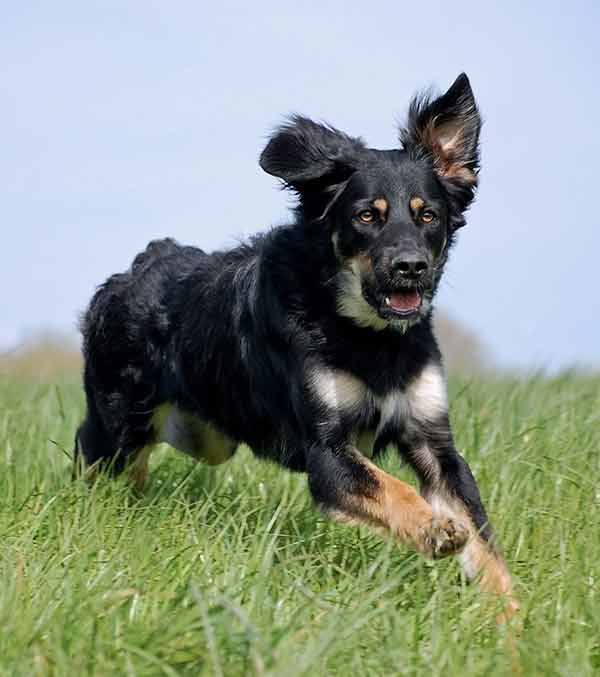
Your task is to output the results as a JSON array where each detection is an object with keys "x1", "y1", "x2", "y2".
[{"x1": 388, "y1": 289, "x2": 421, "y2": 312}]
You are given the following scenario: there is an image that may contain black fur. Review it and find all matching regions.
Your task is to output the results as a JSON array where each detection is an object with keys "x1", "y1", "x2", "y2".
[{"x1": 76, "y1": 73, "x2": 495, "y2": 547}]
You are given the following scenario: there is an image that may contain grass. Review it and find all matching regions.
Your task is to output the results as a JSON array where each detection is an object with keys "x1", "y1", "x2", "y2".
[{"x1": 1, "y1": 374, "x2": 599, "y2": 676}]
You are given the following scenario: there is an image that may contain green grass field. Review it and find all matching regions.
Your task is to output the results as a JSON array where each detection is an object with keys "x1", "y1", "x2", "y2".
[{"x1": 1, "y1": 374, "x2": 599, "y2": 676}]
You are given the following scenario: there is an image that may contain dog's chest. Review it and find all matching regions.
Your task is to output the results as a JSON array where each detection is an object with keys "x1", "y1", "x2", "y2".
[
  {"x1": 308, "y1": 368, "x2": 405, "y2": 453},
  {"x1": 308, "y1": 364, "x2": 448, "y2": 454}
]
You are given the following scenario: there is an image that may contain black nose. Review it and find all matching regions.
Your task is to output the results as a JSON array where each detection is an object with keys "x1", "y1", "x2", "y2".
[{"x1": 391, "y1": 256, "x2": 429, "y2": 278}]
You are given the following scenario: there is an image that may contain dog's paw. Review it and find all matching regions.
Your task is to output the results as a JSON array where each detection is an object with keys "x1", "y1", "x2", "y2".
[{"x1": 418, "y1": 517, "x2": 469, "y2": 559}]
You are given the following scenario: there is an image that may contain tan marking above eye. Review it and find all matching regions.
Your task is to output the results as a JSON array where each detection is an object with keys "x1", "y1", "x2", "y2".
[
  {"x1": 373, "y1": 198, "x2": 388, "y2": 219},
  {"x1": 409, "y1": 196, "x2": 425, "y2": 213}
]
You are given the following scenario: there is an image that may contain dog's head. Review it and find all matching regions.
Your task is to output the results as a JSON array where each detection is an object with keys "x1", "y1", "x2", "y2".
[{"x1": 260, "y1": 74, "x2": 481, "y2": 332}]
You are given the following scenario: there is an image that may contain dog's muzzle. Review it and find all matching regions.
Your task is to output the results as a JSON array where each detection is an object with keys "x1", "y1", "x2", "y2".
[{"x1": 373, "y1": 249, "x2": 432, "y2": 319}]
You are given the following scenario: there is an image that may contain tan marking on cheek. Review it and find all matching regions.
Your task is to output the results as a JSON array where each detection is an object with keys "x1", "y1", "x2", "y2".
[
  {"x1": 373, "y1": 198, "x2": 388, "y2": 220},
  {"x1": 355, "y1": 253, "x2": 373, "y2": 272},
  {"x1": 345, "y1": 254, "x2": 373, "y2": 275},
  {"x1": 410, "y1": 196, "x2": 425, "y2": 214}
]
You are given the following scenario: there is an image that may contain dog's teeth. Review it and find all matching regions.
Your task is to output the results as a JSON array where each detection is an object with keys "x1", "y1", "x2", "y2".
[{"x1": 385, "y1": 297, "x2": 391, "y2": 306}]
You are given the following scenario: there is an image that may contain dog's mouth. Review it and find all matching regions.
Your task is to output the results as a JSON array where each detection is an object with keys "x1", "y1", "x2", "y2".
[
  {"x1": 384, "y1": 289, "x2": 422, "y2": 315},
  {"x1": 370, "y1": 287, "x2": 423, "y2": 320},
  {"x1": 337, "y1": 262, "x2": 430, "y2": 328},
  {"x1": 358, "y1": 281, "x2": 426, "y2": 322}
]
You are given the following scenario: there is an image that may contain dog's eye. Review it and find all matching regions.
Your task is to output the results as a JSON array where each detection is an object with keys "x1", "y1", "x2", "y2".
[
  {"x1": 420, "y1": 210, "x2": 437, "y2": 224},
  {"x1": 357, "y1": 210, "x2": 375, "y2": 223}
]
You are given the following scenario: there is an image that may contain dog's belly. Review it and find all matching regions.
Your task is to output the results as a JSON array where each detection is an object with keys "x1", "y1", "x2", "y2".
[
  {"x1": 355, "y1": 429, "x2": 376, "y2": 457},
  {"x1": 152, "y1": 405, "x2": 237, "y2": 465}
]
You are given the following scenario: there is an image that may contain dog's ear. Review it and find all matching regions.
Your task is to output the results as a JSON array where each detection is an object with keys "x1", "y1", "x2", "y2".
[
  {"x1": 400, "y1": 73, "x2": 481, "y2": 220},
  {"x1": 260, "y1": 116, "x2": 363, "y2": 220}
]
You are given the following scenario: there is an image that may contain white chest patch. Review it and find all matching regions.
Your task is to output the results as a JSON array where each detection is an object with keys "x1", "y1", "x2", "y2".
[
  {"x1": 377, "y1": 390, "x2": 408, "y2": 428},
  {"x1": 406, "y1": 363, "x2": 448, "y2": 422},
  {"x1": 309, "y1": 368, "x2": 367, "y2": 413},
  {"x1": 309, "y1": 363, "x2": 448, "y2": 440},
  {"x1": 309, "y1": 367, "x2": 409, "y2": 429}
]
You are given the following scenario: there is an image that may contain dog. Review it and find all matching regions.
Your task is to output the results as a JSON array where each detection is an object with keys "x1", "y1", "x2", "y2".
[{"x1": 75, "y1": 73, "x2": 517, "y2": 619}]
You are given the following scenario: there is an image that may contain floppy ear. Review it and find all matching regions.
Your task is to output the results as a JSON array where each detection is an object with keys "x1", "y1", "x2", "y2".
[
  {"x1": 400, "y1": 73, "x2": 481, "y2": 218},
  {"x1": 260, "y1": 116, "x2": 363, "y2": 220}
]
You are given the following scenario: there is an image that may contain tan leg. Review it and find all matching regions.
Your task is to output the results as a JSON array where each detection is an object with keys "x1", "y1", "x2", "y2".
[
  {"x1": 428, "y1": 490, "x2": 519, "y2": 623},
  {"x1": 323, "y1": 454, "x2": 469, "y2": 559},
  {"x1": 73, "y1": 426, "x2": 154, "y2": 492},
  {"x1": 127, "y1": 445, "x2": 154, "y2": 492}
]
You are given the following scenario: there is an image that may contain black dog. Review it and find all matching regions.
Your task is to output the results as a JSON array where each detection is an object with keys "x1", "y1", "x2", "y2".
[{"x1": 76, "y1": 74, "x2": 516, "y2": 617}]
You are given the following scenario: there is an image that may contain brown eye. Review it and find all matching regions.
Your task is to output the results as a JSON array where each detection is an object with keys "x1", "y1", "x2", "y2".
[
  {"x1": 358, "y1": 209, "x2": 375, "y2": 223},
  {"x1": 420, "y1": 209, "x2": 436, "y2": 224}
]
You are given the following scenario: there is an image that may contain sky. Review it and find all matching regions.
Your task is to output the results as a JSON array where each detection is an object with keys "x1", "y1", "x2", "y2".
[{"x1": 1, "y1": 0, "x2": 599, "y2": 370}]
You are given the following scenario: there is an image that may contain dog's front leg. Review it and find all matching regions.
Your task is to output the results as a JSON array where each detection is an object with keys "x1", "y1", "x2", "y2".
[
  {"x1": 306, "y1": 444, "x2": 468, "y2": 559},
  {"x1": 413, "y1": 442, "x2": 519, "y2": 623},
  {"x1": 403, "y1": 364, "x2": 519, "y2": 621}
]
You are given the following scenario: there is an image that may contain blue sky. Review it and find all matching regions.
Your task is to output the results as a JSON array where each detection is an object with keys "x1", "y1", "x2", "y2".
[{"x1": 2, "y1": 1, "x2": 599, "y2": 369}]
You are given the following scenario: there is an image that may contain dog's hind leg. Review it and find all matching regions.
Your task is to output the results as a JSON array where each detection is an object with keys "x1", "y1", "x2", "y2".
[
  {"x1": 74, "y1": 386, "x2": 156, "y2": 491},
  {"x1": 74, "y1": 416, "x2": 155, "y2": 491},
  {"x1": 73, "y1": 400, "x2": 120, "y2": 482},
  {"x1": 307, "y1": 445, "x2": 469, "y2": 559},
  {"x1": 124, "y1": 444, "x2": 155, "y2": 492}
]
